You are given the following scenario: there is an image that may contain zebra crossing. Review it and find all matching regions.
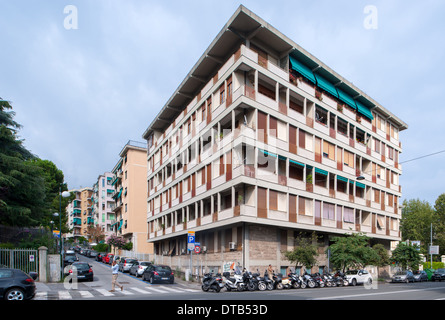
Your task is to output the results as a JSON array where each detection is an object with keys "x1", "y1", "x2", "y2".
[{"x1": 33, "y1": 285, "x2": 200, "y2": 300}]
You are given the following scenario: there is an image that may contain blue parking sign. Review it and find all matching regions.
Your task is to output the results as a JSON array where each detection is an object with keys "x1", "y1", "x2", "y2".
[{"x1": 187, "y1": 231, "x2": 195, "y2": 250}]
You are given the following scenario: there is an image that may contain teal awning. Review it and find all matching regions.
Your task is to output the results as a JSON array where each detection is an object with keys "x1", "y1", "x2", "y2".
[
  {"x1": 314, "y1": 73, "x2": 338, "y2": 98},
  {"x1": 337, "y1": 175, "x2": 348, "y2": 182},
  {"x1": 337, "y1": 88, "x2": 356, "y2": 109},
  {"x1": 289, "y1": 159, "x2": 305, "y2": 167},
  {"x1": 289, "y1": 56, "x2": 316, "y2": 84},
  {"x1": 356, "y1": 101, "x2": 374, "y2": 120},
  {"x1": 356, "y1": 182, "x2": 366, "y2": 188},
  {"x1": 315, "y1": 168, "x2": 328, "y2": 176},
  {"x1": 260, "y1": 149, "x2": 277, "y2": 158}
]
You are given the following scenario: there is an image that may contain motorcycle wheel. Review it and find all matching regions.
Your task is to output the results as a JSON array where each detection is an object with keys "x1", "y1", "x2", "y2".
[
  {"x1": 343, "y1": 280, "x2": 349, "y2": 286},
  {"x1": 211, "y1": 284, "x2": 221, "y2": 293},
  {"x1": 266, "y1": 283, "x2": 274, "y2": 291},
  {"x1": 258, "y1": 282, "x2": 267, "y2": 291},
  {"x1": 308, "y1": 280, "x2": 316, "y2": 288},
  {"x1": 276, "y1": 283, "x2": 284, "y2": 290},
  {"x1": 201, "y1": 285, "x2": 209, "y2": 292},
  {"x1": 237, "y1": 283, "x2": 244, "y2": 292},
  {"x1": 248, "y1": 282, "x2": 256, "y2": 291},
  {"x1": 292, "y1": 282, "x2": 300, "y2": 289},
  {"x1": 301, "y1": 282, "x2": 307, "y2": 289}
]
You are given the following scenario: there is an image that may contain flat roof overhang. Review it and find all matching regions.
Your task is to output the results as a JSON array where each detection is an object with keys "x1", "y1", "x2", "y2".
[{"x1": 142, "y1": 5, "x2": 407, "y2": 140}]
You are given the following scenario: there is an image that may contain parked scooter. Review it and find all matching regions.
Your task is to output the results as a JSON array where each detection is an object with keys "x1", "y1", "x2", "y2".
[
  {"x1": 288, "y1": 272, "x2": 303, "y2": 289},
  {"x1": 333, "y1": 271, "x2": 349, "y2": 287},
  {"x1": 302, "y1": 272, "x2": 316, "y2": 288},
  {"x1": 201, "y1": 273, "x2": 223, "y2": 292},
  {"x1": 223, "y1": 266, "x2": 245, "y2": 292},
  {"x1": 311, "y1": 273, "x2": 325, "y2": 288},
  {"x1": 322, "y1": 273, "x2": 336, "y2": 287},
  {"x1": 272, "y1": 272, "x2": 285, "y2": 290},
  {"x1": 262, "y1": 270, "x2": 275, "y2": 290},
  {"x1": 242, "y1": 269, "x2": 257, "y2": 291}
]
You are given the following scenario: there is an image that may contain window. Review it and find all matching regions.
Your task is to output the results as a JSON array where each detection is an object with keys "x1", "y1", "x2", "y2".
[
  {"x1": 323, "y1": 202, "x2": 335, "y2": 220},
  {"x1": 344, "y1": 150, "x2": 354, "y2": 167},
  {"x1": 343, "y1": 207, "x2": 354, "y2": 223},
  {"x1": 323, "y1": 141, "x2": 335, "y2": 160},
  {"x1": 315, "y1": 105, "x2": 328, "y2": 125}
]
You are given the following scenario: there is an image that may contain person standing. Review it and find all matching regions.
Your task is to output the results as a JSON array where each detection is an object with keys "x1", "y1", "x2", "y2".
[{"x1": 110, "y1": 260, "x2": 123, "y2": 292}]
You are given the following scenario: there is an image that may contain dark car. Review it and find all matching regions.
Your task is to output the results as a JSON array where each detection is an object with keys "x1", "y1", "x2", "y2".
[
  {"x1": 391, "y1": 270, "x2": 415, "y2": 283},
  {"x1": 142, "y1": 265, "x2": 174, "y2": 284},
  {"x1": 413, "y1": 270, "x2": 428, "y2": 282},
  {"x1": 432, "y1": 268, "x2": 445, "y2": 281},
  {"x1": 0, "y1": 268, "x2": 38, "y2": 300},
  {"x1": 66, "y1": 262, "x2": 94, "y2": 282},
  {"x1": 96, "y1": 252, "x2": 106, "y2": 262},
  {"x1": 63, "y1": 254, "x2": 78, "y2": 268}
]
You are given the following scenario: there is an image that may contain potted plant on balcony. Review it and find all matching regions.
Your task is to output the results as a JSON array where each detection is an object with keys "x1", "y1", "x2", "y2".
[
  {"x1": 337, "y1": 103, "x2": 344, "y2": 113},
  {"x1": 315, "y1": 89, "x2": 323, "y2": 101}
]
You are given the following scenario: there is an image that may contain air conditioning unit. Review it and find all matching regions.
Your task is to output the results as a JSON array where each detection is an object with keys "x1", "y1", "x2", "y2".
[
  {"x1": 181, "y1": 248, "x2": 186, "y2": 255},
  {"x1": 202, "y1": 246, "x2": 207, "y2": 253},
  {"x1": 229, "y1": 242, "x2": 236, "y2": 251},
  {"x1": 162, "y1": 250, "x2": 168, "y2": 256}
]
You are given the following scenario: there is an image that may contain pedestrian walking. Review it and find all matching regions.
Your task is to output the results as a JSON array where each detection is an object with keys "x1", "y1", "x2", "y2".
[{"x1": 110, "y1": 260, "x2": 123, "y2": 292}]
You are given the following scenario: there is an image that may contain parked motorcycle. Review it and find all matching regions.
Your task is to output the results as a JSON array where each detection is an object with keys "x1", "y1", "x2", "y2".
[
  {"x1": 321, "y1": 273, "x2": 336, "y2": 287},
  {"x1": 201, "y1": 273, "x2": 223, "y2": 292},
  {"x1": 333, "y1": 271, "x2": 349, "y2": 287},
  {"x1": 242, "y1": 269, "x2": 257, "y2": 291},
  {"x1": 288, "y1": 272, "x2": 303, "y2": 289},
  {"x1": 262, "y1": 270, "x2": 275, "y2": 290},
  {"x1": 303, "y1": 273, "x2": 316, "y2": 288}
]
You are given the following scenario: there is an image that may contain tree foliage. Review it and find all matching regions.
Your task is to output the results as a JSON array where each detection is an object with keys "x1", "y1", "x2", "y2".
[
  {"x1": 284, "y1": 232, "x2": 319, "y2": 270},
  {"x1": 390, "y1": 242, "x2": 422, "y2": 270},
  {"x1": 0, "y1": 98, "x2": 68, "y2": 228}
]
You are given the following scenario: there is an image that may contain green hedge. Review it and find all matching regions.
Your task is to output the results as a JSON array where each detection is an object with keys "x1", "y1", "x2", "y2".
[{"x1": 423, "y1": 261, "x2": 444, "y2": 270}]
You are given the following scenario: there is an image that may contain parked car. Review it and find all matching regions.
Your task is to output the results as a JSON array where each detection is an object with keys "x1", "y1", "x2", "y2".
[
  {"x1": 63, "y1": 253, "x2": 78, "y2": 268},
  {"x1": 345, "y1": 269, "x2": 373, "y2": 286},
  {"x1": 119, "y1": 258, "x2": 138, "y2": 273},
  {"x1": 432, "y1": 268, "x2": 445, "y2": 281},
  {"x1": 89, "y1": 250, "x2": 98, "y2": 258},
  {"x1": 0, "y1": 268, "x2": 38, "y2": 300},
  {"x1": 96, "y1": 252, "x2": 106, "y2": 262},
  {"x1": 391, "y1": 270, "x2": 415, "y2": 283},
  {"x1": 66, "y1": 262, "x2": 94, "y2": 282},
  {"x1": 142, "y1": 265, "x2": 174, "y2": 284},
  {"x1": 103, "y1": 253, "x2": 114, "y2": 264},
  {"x1": 129, "y1": 261, "x2": 152, "y2": 277},
  {"x1": 413, "y1": 270, "x2": 428, "y2": 282}
]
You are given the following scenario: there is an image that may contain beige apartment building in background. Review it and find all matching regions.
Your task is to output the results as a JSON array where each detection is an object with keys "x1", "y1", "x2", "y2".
[
  {"x1": 142, "y1": 6, "x2": 407, "y2": 275},
  {"x1": 66, "y1": 187, "x2": 94, "y2": 242},
  {"x1": 111, "y1": 140, "x2": 153, "y2": 255}
]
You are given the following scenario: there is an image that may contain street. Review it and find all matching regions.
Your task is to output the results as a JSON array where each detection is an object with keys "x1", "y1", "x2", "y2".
[{"x1": 33, "y1": 254, "x2": 445, "y2": 301}]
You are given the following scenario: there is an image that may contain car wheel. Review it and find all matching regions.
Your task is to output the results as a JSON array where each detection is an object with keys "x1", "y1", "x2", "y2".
[
  {"x1": 150, "y1": 275, "x2": 154, "y2": 284},
  {"x1": 5, "y1": 288, "x2": 25, "y2": 300},
  {"x1": 352, "y1": 278, "x2": 357, "y2": 286}
]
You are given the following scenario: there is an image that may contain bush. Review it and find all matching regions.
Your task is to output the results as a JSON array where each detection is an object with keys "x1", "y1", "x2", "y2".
[
  {"x1": 93, "y1": 243, "x2": 109, "y2": 252},
  {"x1": 423, "y1": 261, "x2": 444, "y2": 270}
]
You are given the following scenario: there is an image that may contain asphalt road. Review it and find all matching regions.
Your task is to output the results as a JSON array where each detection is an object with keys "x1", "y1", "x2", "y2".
[{"x1": 34, "y1": 254, "x2": 445, "y2": 301}]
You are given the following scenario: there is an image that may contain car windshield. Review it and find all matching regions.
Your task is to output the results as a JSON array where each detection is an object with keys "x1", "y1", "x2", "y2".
[
  {"x1": 140, "y1": 262, "x2": 151, "y2": 266},
  {"x1": 126, "y1": 259, "x2": 137, "y2": 263},
  {"x1": 395, "y1": 271, "x2": 408, "y2": 275},
  {"x1": 436, "y1": 268, "x2": 445, "y2": 273}
]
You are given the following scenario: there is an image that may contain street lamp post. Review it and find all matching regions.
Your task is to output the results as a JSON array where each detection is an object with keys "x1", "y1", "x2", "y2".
[{"x1": 56, "y1": 187, "x2": 71, "y2": 278}]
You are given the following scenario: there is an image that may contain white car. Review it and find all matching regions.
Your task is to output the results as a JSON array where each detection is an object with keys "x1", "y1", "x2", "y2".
[
  {"x1": 345, "y1": 269, "x2": 373, "y2": 286},
  {"x1": 129, "y1": 261, "x2": 152, "y2": 277}
]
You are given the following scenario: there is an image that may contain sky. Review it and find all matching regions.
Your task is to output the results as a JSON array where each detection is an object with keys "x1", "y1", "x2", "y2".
[{"x1": 1, "y1": 0, "x2": 444, "y2": 205}]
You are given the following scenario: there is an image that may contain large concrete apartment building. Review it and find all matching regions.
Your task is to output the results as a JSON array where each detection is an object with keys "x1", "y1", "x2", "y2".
[
  {"x1": 92, "y1": 172, "x2": 115, "y2": 239},
  {"x1": 66, "y1": 187, "x2": 94, "y2": 241},
  {"x1": 142, "y1": 6, "x2": 407, "y2": 274}
]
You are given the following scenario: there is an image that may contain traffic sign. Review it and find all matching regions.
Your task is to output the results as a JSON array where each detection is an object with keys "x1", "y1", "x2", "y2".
[
  {"x1": 187, "y1": 231, "x2": 195, "y2": 251},
  {"x1": 194, "y1": 242, "x2": 201, "y2": 253}
]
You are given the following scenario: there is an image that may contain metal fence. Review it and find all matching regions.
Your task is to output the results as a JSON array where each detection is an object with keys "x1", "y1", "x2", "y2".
[{"x1": 0, "y1": 248, "x2": 39, "y2": 274}]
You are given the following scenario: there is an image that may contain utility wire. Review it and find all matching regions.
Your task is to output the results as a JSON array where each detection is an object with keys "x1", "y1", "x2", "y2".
[{"x1": 400, "y1": 149, "x2": 445, "y2": 164}]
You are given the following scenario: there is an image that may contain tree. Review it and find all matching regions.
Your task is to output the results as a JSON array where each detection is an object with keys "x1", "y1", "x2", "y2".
[
  {"x1": 85, "y1": 225, "x2": 105, "y2": 244},
  {"x1": 400, "y1": 198, "x2": 435, "y2": 254},
  {"x1": 390, "y1": 242, "x2": 422, "y2": 270},
  {"x1": 434, "y1": 193, "x2": 445, "y2": 256},
  {"x1": 106, "y1": 234, "x2": 126, "y2": 254},
  {"x1": 284, "y1": 232, "x2": 319, "y2": 272},
  {"x1": 327, "y1": 232, "x2": 380, "y2": 272}
]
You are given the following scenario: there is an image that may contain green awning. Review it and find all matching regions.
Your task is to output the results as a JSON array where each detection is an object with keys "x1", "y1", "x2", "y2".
[
  {"x1": 289, "y1": 159, "x2": 305, "y2": 167},
  {"x1": 356, "y1": 101, "x2": 374, "y2": 120},
  {"x1": 315, "y1": 168, "x2": 328, "y2": 176},
  {"x1": 289, "y1": 56, "x2": 316, "y2": 84},
  {"x1": 337, "y1": 88, "x2": 357, "y2": 109},
  {"x1": 337, "y1": 175, "x2": 348, "y2": 182},
  {"x1": 314, "y1": 73, "x2": 338, "y2": 98}
]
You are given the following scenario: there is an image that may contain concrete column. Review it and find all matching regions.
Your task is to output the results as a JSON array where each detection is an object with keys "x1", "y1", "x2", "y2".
[{"x1": 38, "y1": 246, "x2": 48, "y2": 283}]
